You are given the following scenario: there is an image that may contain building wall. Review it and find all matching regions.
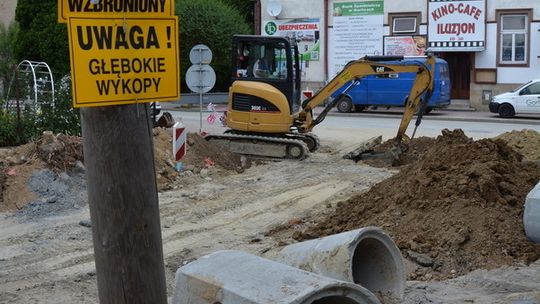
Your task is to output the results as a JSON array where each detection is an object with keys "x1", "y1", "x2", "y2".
[
  {"x1": 471, "y1": 0, "x2": 540, "y2": 109},
  {"x1": 0, "y1": 0, "x2": 17, "y2": 28},
  {"x1": 258, "y1": 0, "x2": 540, "y2": 110},
  {"x1": 260, "y1": 0, "x2": 326, "y2": 91}
]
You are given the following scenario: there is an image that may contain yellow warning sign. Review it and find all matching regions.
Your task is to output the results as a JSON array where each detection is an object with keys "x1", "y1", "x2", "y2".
[
  {"x1": 68, "y1": 17, "x2": 179, "y2": 107},
  {"x1": 58, "y1": 0, "x2": 175, "y2": 23}
]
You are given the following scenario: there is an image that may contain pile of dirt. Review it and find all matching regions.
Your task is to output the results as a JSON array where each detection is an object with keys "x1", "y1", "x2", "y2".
[
  {"x1": 34, "y1": 132, "x2": 84, "y2": 171},
  {"x1": 0, "y1": 132, "x2": 83, "y2": 212},
  {"x1": 0, "y1": 129, "x2": 250, "y2": 210},
  {"x1": 152, "y1": 128, "x2": 250, "y2": 191},
  {"x1": 297, "y1": 129, "x2": 540, "y2": 280},
  {"x1": 495, "y1": 129, "x2": 540, "y2": 161}
]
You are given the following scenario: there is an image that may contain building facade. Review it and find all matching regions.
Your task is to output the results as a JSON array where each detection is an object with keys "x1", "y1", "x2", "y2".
[
  {"x1": 257, "y1": 0, "x2": 540, "y2": 110},
  {"x1": 0, "y1": 0, "x2": 17, "y2": 28}
]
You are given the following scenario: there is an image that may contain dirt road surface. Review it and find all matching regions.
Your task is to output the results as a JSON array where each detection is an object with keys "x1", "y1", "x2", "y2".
[{"x1": 1, "y1": 127, "x2": 539, "y2": 303}]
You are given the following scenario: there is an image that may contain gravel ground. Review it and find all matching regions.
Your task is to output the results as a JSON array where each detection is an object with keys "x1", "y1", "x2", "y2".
[{"x1": 15, "y1": 169, "x2": 87, "y2": 219}]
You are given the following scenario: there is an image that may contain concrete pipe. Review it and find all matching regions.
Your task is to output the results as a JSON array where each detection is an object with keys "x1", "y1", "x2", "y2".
[
  {"x1": 276, "y1": 227, "x2": 404, "y2": 304},
  {"x1": 524, "y1": 181, "x2": 540, "y2": 243},
  {"x1": 172, "y1": 250, "x2": 381, "y2": 304}
]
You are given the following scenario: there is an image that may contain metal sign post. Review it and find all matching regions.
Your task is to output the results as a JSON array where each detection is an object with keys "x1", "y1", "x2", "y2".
[{"x1": 186, "y1": 44, "x2": 216, "y2": 133}]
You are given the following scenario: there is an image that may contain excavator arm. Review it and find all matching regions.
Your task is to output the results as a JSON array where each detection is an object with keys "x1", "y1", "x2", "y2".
[{"x1": 297, "y1": 56, "x2": 435, "y2": 144}]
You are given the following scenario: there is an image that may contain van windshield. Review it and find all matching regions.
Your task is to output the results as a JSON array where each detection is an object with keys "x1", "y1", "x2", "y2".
[{"x1": 511, "y1": 81, "x2": 532, "y2": 93}]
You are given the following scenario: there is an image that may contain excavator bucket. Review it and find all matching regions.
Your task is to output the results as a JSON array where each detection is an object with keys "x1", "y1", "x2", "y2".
[
  {"x1": 344, "y1": 136, "x2": 406, "y2": 166},
  {"x1": 155, "y1": 112, "x2": 175, "y2": 128}
]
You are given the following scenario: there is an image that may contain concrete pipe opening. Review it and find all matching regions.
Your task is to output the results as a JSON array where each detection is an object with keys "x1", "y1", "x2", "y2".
[
  {"x1": 277, "y1": 227, "x2": 405, "y2": 303},
  {"x1": 311, "y1": 296, "x2": 362, "y2": 304},
  {"x1": 351, "y1": 234, "x2": 403, "y2": 302}
]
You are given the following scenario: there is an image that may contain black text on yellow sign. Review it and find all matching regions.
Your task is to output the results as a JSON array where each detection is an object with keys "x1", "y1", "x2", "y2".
[
  {"x1": 68, "y1": 17, "x2": 180, "y2": 107},
  {"x1": 58, "y1": 0, "x2": 175, "y2": 23}
]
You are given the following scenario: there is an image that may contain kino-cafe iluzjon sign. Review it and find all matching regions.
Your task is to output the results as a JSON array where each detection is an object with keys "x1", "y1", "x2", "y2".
[{"x1": 428, "y1": 0, "x2": 486, "y2": 52}]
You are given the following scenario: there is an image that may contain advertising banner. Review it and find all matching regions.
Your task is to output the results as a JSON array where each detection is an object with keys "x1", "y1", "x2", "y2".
[
  {"x1": 68, "y1": 17, "x2": 180, "y2": 107},
  {"x1": 329, "y1": 1, "x2": 384, "y2": 78},
  {"x1": 428, "y1": 0, "x2": 485, "y2": 51},
  {"x1": 384, "y1": 36, "x2": 426, "y2": 56},
  {"x1": 263, "y1": 18, "x2": 320, "y2": 61}
]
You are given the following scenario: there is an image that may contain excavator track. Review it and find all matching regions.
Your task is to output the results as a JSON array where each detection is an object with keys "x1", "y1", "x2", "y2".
[
  {"x1": 286, "y1": 133, "x2": 320, "y2": 152},
  {"x1": 205, "y1": 133, "x2": 309, "y2": 160}
]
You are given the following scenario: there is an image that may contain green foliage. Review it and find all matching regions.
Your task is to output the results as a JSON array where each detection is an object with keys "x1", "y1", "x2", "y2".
[
  {"x1": 176, "y1": 0, "x2": 251, "y2": 92},
  {"x1": 222, "y1": 0, "x2": 255, "y2": 27},
  {"x1": 0, "y1": 22, "x2": 19, "y2": 99},
  {"x1": 14, "y1": 0, "x2": 70, "y2": 77},
  {"x1": 0, "y1": 81, "x2": 80, "y2": 147}
]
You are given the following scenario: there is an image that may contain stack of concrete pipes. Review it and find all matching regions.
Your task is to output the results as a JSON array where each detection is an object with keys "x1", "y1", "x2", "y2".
[{"x1": 172, "y1": 227, "x2": 405, "y2": 304}]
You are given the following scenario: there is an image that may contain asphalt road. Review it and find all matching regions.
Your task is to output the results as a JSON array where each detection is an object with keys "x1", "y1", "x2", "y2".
[{"x1": 162, "y1": 104, "x2": 540, "y2": 140}]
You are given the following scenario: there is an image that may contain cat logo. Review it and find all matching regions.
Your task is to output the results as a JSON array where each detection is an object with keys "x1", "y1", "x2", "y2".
[{"x1": 371, "y1": 65, "x2": 393, "y2": 73}]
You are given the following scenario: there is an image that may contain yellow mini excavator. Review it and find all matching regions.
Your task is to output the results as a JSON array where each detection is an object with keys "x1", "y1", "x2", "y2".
[{"x1": 206, "y1": 35, "x2": 435, "y2": 159}]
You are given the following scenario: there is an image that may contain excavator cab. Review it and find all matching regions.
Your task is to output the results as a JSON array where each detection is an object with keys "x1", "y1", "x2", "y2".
[{"x1": 227, "y1": 35, "x2": 302, "y2": 133}]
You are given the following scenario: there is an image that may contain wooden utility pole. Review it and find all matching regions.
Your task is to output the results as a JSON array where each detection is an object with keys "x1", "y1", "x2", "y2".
[{"x1": 81, "y1": 104, "x2": 167, "y2": 304}]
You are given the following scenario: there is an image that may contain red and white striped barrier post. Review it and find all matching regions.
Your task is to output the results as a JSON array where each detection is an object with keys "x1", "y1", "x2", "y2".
[{"x1": 173, "y1": 122, "x2": 187, "y2": 165}]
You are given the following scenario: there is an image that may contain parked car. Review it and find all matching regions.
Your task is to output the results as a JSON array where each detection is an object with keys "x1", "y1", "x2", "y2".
[
  {"x1": 331, "y1": 57, "x2": 451, "y2": 113},
  {"x1": 489, "y1": 79, "x2": 540, "y2": 118}
]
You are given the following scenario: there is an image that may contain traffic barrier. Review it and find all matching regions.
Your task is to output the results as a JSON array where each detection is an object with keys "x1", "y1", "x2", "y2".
[
  {"x1": 524, "y1": 181, "x2": 540, "y2": 243},
  {"x1": 276, "y1": 227, "x2": 404, "y2": 304},
  {"x1": 173, "y1": 122, "x2": 186, "y2": 162},
  {"x1": 172, "y1": 250, "x2": 381, "y2": 304}
]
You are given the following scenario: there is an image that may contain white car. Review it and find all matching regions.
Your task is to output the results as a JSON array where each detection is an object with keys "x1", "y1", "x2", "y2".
[{"x1": 489, "y1": 79, "x2": 540, "y2": 118}]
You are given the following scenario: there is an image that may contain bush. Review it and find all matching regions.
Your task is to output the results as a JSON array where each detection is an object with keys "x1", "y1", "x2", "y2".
[{"x1": 0, "y1": 80, "x2": 80, "y2": 147}]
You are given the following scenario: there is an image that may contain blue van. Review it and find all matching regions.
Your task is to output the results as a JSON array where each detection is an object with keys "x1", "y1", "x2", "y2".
[{"x1": 332, "y1": 57, "x2": 451, "y2": 113}]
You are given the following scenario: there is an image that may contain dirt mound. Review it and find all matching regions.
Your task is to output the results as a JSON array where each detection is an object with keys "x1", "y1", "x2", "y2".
[
  {"x1": 298, "y1": 129, "x2": 540, "y2": 280},
  {"x1": 184, "y1": 133, "x2": 250, "y2": 171},
  {"x1": 152, "y1": 128, "x2": 250, "y2": 191},
  {"x1": 35, "y1": 132, "x2": 84, "y2": 171},
  {"x1": 0, "y1": 143, "x2": 45, "y2": 212},
  {"x1": 495, "y1": 129, "x2": 540, "y2": 161}
]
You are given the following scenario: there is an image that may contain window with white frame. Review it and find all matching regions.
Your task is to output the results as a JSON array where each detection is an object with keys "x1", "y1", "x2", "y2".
[
  {"x1": 499, "y1": 14, "x2": 528, "y2": 64},
  {"x1": 389, "y1": 13, "x2": 420, "y2": 35},
  {"x1": 393, "y1": 17, "x2": 417, "y2": 34}
]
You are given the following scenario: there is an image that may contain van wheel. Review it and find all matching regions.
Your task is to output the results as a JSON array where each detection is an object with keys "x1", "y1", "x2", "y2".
[
  {"x1": 337, "y1": 97, "x2": 353, "y2": 113},
  {"x1": 498, "y1": 104, "x2": 515, "y2": 118},
  {"x1": 424, "y1": 107, "x2": 433, "y2": 114},
  {"x1": 354, "y1": 105, "x2": 366, "y2": 112}
]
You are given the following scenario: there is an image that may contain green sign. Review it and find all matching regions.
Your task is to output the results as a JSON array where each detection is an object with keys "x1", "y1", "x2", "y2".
[
  {"x1": 265, "y1": 21, "x2": 277, "y2": 35},
  {"x1": 333, "y1": 1, "x2": 383, "y2": 16}
]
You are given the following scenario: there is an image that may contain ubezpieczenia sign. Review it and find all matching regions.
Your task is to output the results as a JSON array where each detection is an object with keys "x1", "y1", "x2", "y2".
[
  {"x1": 68, "y1": 17, "x2": 179, "y2": 107},
  {"x1": 58, "y1": 0, "x2": 175, "y2": 23}
]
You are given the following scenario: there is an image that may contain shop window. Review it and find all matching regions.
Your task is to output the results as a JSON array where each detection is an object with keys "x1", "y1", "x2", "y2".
[
  {"x1": 389, "y1": 13, "x2": 420, "y2": 35},
  {"x1": 497, "y1": 10, "x2": 531, "y2": 66}
]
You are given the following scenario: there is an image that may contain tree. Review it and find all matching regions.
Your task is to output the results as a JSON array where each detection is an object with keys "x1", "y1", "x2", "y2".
[
  {"x1": 223, "y1": 0, "x2": 255, "y2": 29},
  {"x1": 14, "y1": 0, "x2": 70, "y2": 78},
  {"x1": 0, "y1": 22, "x2": 19, "y2": 99},
  {"x1": 176, "y1": 0, "x2": 251, "y2": 92}
]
